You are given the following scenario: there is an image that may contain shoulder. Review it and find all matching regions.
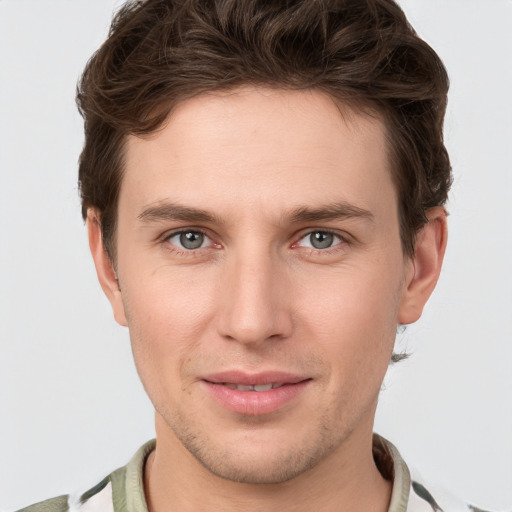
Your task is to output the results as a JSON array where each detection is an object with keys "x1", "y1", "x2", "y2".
[
  {"x1": 409, "y1": 472, "x2": 495, "y2": 512},
  {"x1": 13, "y1": 440, "x2": 154, "y2": 512},
  {"x1": 374, "y1": 434, "x2": 496, "y2": 512},
  {"x1": 15, "y1": 495, "x2": 69, "y2": 512},
  {"x1": 14, "y1": 476, "x2": 112, "y2": 512}
]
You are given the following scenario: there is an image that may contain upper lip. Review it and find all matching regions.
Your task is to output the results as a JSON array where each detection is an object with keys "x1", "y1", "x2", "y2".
[{"x1": 202, "y1": 371, "x2": 309, "y2": 386}]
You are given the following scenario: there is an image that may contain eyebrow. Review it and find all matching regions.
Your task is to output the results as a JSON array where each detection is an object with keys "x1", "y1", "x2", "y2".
[
  {"x1": 288, "y1": 202, "x2": 374, "y2": 224},
  {"x1": 137, "y1": 201, "x2": 374, "y2": 226},
  {"x1": 138, "y1": 203, "x2": 220, "y2": 224}
]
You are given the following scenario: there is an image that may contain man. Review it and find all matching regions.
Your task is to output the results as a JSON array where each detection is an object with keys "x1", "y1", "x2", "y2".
[{"x1": 17, "y1": 0, "x2": 491, "y2": 511}]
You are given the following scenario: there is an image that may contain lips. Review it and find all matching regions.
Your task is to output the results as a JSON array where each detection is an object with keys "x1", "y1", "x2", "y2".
[
  {"x1": 201, "y1": 371, "x2": 311, "y2": 415},
  {"x1": 203, "y1": 370, "x2": 307, "y2": 386}
]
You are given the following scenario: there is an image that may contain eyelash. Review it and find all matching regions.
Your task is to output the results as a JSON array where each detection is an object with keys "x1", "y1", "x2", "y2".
[
  {"x1": 160, "y1": 228, "x2": 350, "y2": 257},
  {"x1": 293, "y1": 229, "x2": 349, "y2": 255},
  {"x1": 162, "y1": 228, "x2": 217, "y2": 256}
]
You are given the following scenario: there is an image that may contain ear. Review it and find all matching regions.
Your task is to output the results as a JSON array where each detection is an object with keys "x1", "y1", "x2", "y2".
[
  {"x1": 398, "y1": 207, "x2": 448, "y2": 325},
  {"x1": 87, "y1": 209, "x2": 128, "y2": 327}
]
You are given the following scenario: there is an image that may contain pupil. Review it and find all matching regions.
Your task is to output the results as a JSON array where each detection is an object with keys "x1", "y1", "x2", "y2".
[
  {"x1": 311, "y1": 231, "x2": 333, "y2": 249},
  {"x1": 180, "y1": 231, "x2": 204, "y2": 249}
]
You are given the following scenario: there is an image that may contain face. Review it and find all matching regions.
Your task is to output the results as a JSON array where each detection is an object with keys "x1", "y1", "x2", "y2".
[{"x1": 101, "y1": 88, "x2": 417, "y2": 484}]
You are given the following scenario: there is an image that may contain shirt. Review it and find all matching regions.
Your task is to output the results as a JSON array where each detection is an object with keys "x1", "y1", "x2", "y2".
[{"x1": 16, "y1": 435, "x2": 491, "y2": 512}]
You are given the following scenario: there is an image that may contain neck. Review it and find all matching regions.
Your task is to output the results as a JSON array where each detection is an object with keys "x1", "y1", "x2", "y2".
[{"x1": 144, "y1": 416, "x2": 392, "y2": 512}]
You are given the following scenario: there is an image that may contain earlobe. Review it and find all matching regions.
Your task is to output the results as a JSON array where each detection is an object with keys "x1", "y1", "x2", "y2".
[
  {"x1": 398, "y1": 207, "x2": 448, "y2": 325},
  {"x1": 87, "y1": 209, "x2": 128, "y2": 327}
]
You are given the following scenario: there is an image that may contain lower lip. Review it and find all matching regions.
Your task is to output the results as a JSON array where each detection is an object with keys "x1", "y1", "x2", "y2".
[{"x1": 202, "y1": 381, "x2": 310, "y2": 416}]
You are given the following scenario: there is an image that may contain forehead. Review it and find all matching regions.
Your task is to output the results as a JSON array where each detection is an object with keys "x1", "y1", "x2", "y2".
[{"x1": 121, "y1": 87, "x2": 396, "y2": 223}]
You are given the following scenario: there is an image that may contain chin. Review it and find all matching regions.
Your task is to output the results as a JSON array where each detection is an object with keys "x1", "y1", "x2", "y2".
[
  {"x1": 173, "y1": 422, "x2": 344, "y2": 485},
  {"x1": 192, "y1": 447, "x2": 322, "y2": 485}
]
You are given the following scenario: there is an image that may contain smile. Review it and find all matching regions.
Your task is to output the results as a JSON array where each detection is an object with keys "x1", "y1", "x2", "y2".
[{"x1": 201, "y1": 372, "x2": 311, "y2": 415}]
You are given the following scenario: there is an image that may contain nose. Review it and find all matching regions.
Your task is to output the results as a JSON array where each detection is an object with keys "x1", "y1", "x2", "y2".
[{"x1": 216, "y1": 248, "x2": 293, "y2": 346}]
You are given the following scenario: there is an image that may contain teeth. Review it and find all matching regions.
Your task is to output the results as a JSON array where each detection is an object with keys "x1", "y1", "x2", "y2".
[
  {"x1": 223, "y1": 383, "x2": 282, "y2": 391},
  {"x1": 253, "y1": 384, "x2": 273, "y2": 391}
]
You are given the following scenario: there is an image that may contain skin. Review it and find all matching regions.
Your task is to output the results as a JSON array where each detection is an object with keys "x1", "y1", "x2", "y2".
[{"x1": 89, "y1": 87, "x2": 447, "y2": 512}]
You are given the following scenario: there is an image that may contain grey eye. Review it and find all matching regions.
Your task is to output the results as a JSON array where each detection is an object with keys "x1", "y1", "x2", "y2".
[
  {"x1": 179, "y1": 231, "x2": 204, "y2": 249},
  {"x1": 168, "y1": 230, "x2": 209, "y2": 250},
  {"x1": 298, "y1": 231, "x2": 342, "y2": 250},
  {"x1": 309, "y1": 231, "x2": 334, "y2": 249}
]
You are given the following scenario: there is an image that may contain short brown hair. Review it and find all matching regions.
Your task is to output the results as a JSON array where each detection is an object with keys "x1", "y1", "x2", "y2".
[{"x1": 77, "y1": 0, "x2": 451, "y2": 260}]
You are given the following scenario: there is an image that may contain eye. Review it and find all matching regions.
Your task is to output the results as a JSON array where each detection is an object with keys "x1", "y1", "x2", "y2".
[
  {"x1": 297, "y1": 231, "x2": 343, "y2": 250},
  {"x1": 167, "y1": 230, "x2": 211, "y2": 250}
]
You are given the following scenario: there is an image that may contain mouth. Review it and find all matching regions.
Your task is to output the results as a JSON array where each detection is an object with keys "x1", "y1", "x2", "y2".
[
  {"x1": 201, "y1": 372, "x2": 311, "y2": 415},
  {"x1": 212, "y1": 382, "x2": 289, "y2": 392}
]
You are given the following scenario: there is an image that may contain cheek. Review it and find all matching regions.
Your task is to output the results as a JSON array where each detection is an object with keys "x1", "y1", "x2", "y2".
[
  {"x1": 296, "y1": 266, "x2": 402, "y2": 380},
  {"x1": 123, "y1": 260, "x2": 218, "y2": 329},
  {"x1": 120, "y1": 267, "x2": 218, "y2": 383},
  {"x1": 299, "y1": 266, "x2": 401, "y2": 337}
]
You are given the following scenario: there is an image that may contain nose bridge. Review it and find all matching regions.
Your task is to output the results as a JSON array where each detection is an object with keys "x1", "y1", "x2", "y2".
[{"x1": 217, "y1": 242, "x2": 291, "y2": 344}]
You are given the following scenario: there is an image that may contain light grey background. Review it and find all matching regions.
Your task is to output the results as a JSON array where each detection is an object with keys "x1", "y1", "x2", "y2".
[{"x1": 0, "y1": 1, "x2": 511, "y2": 510}]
